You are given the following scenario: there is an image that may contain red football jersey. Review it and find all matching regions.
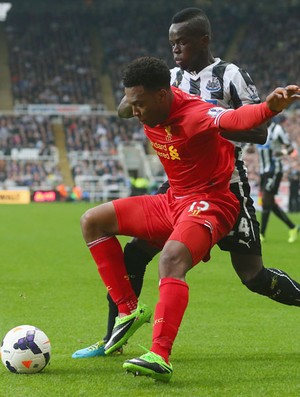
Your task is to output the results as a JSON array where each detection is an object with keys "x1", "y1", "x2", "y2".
[{"x1": 144, "y1": 87, "x2": 235, "y2": 196}]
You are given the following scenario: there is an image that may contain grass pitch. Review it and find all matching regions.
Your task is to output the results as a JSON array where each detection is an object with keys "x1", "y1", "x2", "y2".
[{"x1": 0, "y1": 202, "x2": 300, "y2": 397}]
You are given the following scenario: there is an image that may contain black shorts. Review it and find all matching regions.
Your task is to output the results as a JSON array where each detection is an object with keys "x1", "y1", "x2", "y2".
[
  {"x1": 157, "y1": 180, "x2": 262, "y2": 257},
  {"x1": 217, "y1": 181, "x2": 261, "y2": 256},
  {"x1": 260, "y1": 172, "x2": 283, "y2": 195}
]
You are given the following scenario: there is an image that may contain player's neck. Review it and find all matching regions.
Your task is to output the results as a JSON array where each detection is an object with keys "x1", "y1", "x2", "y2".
[{"x1": 191, "y1": 52, "x2": 215, "y2": 74}]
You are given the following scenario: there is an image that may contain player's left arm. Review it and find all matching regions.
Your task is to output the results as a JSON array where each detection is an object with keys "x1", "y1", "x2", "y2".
[{"x1": 220, "y1": 68, "x2": 267, "y2": 144}]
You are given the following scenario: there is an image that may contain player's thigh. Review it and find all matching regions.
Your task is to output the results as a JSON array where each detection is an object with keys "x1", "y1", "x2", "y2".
[
  {"x1": 166, "y1": 221, "x2": 212, "y2": 269},
  {"x1": 113, "y1": 194, "x2": 173, "y2": 243}
]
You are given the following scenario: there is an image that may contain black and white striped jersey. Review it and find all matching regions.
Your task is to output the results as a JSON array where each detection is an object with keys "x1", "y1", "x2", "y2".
[
  {"x1": 170, "y1": 57, "x2": 261, "y2": 184},
  {"x1": 257, "y1": 121, "x2": 293, "y2": 175}
]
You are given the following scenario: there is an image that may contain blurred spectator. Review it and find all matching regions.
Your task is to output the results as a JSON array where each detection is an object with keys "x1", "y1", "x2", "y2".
[
  {"x1": 288, "y1": 161, "x2": 300, "y2": 213},
  {"x1": 130, "y1": 177, "x2": 150, "y2": 196}
]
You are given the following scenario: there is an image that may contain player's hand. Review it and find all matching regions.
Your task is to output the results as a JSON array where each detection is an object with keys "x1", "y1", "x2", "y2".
[{"x1": 266, "y1": 85, "x2": 300, "y2": 112}]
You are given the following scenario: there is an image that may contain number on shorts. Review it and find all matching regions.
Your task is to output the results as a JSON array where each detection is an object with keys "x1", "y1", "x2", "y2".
[{"x1": 238, "y1": 217, "x2": 250, "y2": 237}]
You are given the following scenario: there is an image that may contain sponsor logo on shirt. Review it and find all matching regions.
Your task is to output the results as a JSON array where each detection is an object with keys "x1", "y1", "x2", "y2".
[
  {"x1": 150, "y1": 141, "x2": 181, "y2": 161},
  {"x1": 169, "y1": 145, "x2": 180, "y2": 160}
]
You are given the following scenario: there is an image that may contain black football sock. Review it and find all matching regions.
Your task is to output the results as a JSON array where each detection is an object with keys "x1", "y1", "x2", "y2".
[
  {"x1": 243, "y1": 267, "x2": 300, "y2": 306},
  {"x1": 123, "y1": 240, "x2": 154, "y2": 296},
  {"x1": 272, "y1": 203, "x2": 295, "y2": 229},
  {"x1": 103, "y1": 240, "x2": 155, "y2": 341},
  {"x1": 103, "y1": 295, "x2": 118, "y2": 342}
]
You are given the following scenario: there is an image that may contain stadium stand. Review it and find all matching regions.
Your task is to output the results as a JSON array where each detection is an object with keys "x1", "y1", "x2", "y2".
[
  {"x1": 0, "y1": 0, "x2": 298, "y2": 203},
  {"x1": 232, "y1": 6, "x2": 300, "y2": 100},
  {"x1": 5, "y1": 12, "x2": 102, "y2": 105},
  {"x1": 0, "y1": 114, "x2": 62, "y2": 190}
]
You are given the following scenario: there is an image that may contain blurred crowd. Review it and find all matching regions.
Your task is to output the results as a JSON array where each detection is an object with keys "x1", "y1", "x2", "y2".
[
  {"x1": 6, "y1": 13, "x2": 101, "y2": 105},
  {"x1": 233, "y1": 8, "x2": 300, "y2": 100},
  {"x1": 4, "y1": 2, "x2": 299, "y2": 103},
  {"x1": 0, "y1": 159, "x2": 61, "y2": 190},
  {"x1": 0, "y1": 115, "x2": 55, "y2": 154},
  {"x1": 63, "y1": 115, "x2": 145, "y2": 155},
  {"x1": 0, "y1": 1, "x2": 299, "y2": 206},
  {"x1": 0, "y1": 115, "x2": 62, "y2": 189}
]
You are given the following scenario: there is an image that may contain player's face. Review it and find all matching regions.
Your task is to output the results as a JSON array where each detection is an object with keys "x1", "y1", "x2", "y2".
[
  {"x1": 125, "y1": 86, "x2": 169, "y2": 127},
  {"x1": 169, "y1": 22, "x2": 209, "y2": 73}
]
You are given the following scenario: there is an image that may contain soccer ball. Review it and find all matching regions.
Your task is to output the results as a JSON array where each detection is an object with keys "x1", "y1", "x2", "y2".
[{"x1": 0, "y1": 325, "x2": 51, "y2": 374}]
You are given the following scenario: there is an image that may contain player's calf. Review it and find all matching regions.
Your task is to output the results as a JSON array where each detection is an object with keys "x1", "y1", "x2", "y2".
[{"x1": 243, "y1": 267, "x2": 300, "y2": 306}]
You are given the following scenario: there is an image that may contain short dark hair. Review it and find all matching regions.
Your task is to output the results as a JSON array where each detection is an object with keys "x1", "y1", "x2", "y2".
[
  {"x1": 171, "y1": 7, "x2": 211, "y2": 38},
  {"x1": 122, "y1": 57, "x2": 171, "y2": 91}
]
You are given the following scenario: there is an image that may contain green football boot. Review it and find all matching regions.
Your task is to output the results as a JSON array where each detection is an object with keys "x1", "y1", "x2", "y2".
[
  {"x1": 104, "y1": 302, "x2": 151, "y2": 355},
  {"x1": 123, "y1": 351, "x2": 173, "y2": 382}
]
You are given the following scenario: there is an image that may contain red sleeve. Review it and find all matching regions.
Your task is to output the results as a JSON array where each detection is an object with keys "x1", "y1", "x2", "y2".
[{"x1": 217, "y1": 102, "x2": 278, "y2": 131}]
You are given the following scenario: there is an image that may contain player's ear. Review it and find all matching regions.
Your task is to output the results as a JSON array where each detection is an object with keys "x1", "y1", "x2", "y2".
[
  {"x1": 156, "y1": 89, "x2": 168, "y2": 103},
  {"x1": 201, "y1": 34, "x2": 210, "y2": 46}
]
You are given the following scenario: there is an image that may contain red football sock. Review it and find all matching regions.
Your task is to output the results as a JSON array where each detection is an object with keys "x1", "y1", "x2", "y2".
[
  {"x1": 151, "y1": 277, "x2": 189, "y2": 363},
  {"x1": 88, "y1": 236, "x2": 137, "y2": 315}
]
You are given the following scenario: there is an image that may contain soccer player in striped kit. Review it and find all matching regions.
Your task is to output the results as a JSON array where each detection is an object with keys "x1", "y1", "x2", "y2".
[
  {"x1": 258, "y1": 115, "x2": 299, "y2": 242},
  {"x1": 73, "y1": 8, "x2": 300, "y2": 370}
]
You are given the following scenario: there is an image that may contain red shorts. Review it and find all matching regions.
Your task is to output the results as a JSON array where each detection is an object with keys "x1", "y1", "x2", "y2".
[{"x1": 113, "y1": 188, "x2": 239, "y2": 265}]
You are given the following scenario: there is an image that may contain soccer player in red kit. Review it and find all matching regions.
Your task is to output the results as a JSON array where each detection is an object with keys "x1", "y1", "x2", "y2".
[{"x1": 80, "y1": 57, "x2": 300, "y2": 381}]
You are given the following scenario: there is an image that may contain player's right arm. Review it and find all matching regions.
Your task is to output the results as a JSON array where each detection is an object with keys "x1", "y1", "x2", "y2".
[
  {"x1": 220, "y1": 124, "x2": 267, "y2": 144},
  {"x1": 118, "y1": 95, "x2": 133, "y2": 118}
]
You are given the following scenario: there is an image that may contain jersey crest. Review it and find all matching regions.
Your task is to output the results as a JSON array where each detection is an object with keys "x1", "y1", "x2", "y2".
[
  {"x1": 206, "y1": 76, "x2": 222, "y2": 93},
  {"x1": 164, "y1": 125, "x2": 172, "y2": 141}
]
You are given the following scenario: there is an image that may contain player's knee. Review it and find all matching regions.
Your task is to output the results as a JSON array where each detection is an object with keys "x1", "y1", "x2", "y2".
[
  {"x1": 262, "y1": 195, "x2": 274, "y2": 209},
  {"x1": 80, "y1": 208, "x2": 94, "y2": 236},
  {"x1": 159, "y1": 246, "x2": 191, "y2": 280},
  {"x1": 80, "y1": 206, "x2": 105, "y2": 241},
  {"x1": 231, "y1": 252, "x2": 264, "y2": 282},
  {"x1": 262, "y1": 203, "x2": 272, "y2": 212},
  {"x1": 242, "y1": 267, "x2": 269, "y2": 295}
]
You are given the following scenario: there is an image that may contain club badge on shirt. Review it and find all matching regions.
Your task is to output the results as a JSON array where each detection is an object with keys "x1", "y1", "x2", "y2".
[{"x1": 165, "y1": 125, "x2": 172, "y2": 141}]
